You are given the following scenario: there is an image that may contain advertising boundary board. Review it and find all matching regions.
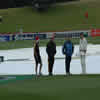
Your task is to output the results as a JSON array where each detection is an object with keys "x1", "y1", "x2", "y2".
[
  {"x1": 12, "y1": 33, "x2": 47, "y2": 41},
  {"x1": 91, "y1": 29, "x2": 100, "y2": 37},
  {"x1": 0, "y1": 34, "x2": 11, "y2": 42},
  {"x1": 0, "y1": 30, "x2": 89, "y2": 42}
]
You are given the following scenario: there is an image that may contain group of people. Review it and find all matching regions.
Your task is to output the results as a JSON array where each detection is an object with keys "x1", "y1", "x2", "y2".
[{"x1": 34, "y1": 33, "x2": 87, "y2": 76}]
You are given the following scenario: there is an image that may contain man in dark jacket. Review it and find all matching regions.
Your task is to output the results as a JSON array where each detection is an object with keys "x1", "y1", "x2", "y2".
[
  {"x1": 46, "y1": 37, "x2": 56, "y2": 76},
  {"x1": 62, "y1": 35, "x2": 74, "y2": 75}
]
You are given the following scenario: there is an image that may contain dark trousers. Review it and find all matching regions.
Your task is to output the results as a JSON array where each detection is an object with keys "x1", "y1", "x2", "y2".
[
  {"x1": 65, "y1": 56, "x2": 71, "y2": 74},
  {"x1": 48, "y1": 56, "x2": 54, "y2": 75}
]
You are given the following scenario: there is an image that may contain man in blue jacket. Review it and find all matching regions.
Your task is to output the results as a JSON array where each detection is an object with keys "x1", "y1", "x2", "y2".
[{"x1": 62, "y1": 35, "x2": 74, "y2": 75}]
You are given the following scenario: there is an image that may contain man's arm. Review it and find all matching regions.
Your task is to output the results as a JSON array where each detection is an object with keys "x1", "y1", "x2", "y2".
[
  {"x1": 79, "y1": 39, "x2": 81, "y2": 51},
  {"x1": 34, "y1": 44, "x2": 37, "y2": 56},
  {"x1": 72, "y1": 43, "x2": 74, "y2": 54},
  {"x1": 84, "y1": 39, "x2": 87, "y2": 53},
  {"x1": 62, "y1": 43, "x2": 66, "y2": 55},
  {"x1": 46, "y1": 42, "x2": 51, "y2": 56},
  {"x1": 46, "y1": 43, "x2": 49, "y2": 54},
  {"x1": 54, "y1": 43, "x2": 56, "y2": 55}
]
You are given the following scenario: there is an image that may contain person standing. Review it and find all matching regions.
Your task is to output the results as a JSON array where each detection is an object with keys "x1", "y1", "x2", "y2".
[
  {"x1": 62, "y1": 35, "x2": 74, "y2": 75},
  {"x1": 34, "y1": 36, "x2": 42, "y2": 76},
  {"x1": 46, "y1": 37, "x2": 56, "y2": 76},
  {"x1": 79, "y1": 33, "x2": 87, "y2": 74}
]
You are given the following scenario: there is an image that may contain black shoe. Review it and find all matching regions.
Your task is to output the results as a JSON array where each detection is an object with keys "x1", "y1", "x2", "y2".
[
  {"x1": 66, "y1": 72, "x2": 72, "y2": 76},
  {"x1": 39, "y1": 72, "x2": 43, "y2": 76},
  {"x1": 49, "y1": 73, "x2": 53, "y2": 76}
]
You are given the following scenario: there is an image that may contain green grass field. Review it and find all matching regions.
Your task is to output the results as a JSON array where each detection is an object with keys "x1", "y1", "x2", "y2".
[
  {"x1": 0, "y1": 0, "x2": 100, "y2": 32},
  {"x1": 0, "y1": 75, "x2": 100, "y2": 100}
]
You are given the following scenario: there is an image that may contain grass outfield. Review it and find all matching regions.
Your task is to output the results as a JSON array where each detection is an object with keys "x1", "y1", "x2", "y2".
[
  {"x1": 0, "y1": 75, "x2": 100, "y2": 100},
  {"x1": 0, "y1": 1, "x2": 100, "y2": 32}
]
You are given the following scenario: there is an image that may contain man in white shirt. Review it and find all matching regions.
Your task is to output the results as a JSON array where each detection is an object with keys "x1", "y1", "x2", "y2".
[{"x1": 79, "y1": 33, "x2": 87, "y2": 74}]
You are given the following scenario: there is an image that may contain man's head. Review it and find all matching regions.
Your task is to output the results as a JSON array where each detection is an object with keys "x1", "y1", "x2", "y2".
[
  {"x1": 50, "y1": 35, "x2": 55, "y2": 42},
  {"x1": 35, "y1": 36, "x2": 39, "y2": 44},
  {"x1": 80, "y1": 33, "x2": 84, "y2": 39},
  {"x1": 66, "y1": 34, "x2": 72, "y2": 41}
]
